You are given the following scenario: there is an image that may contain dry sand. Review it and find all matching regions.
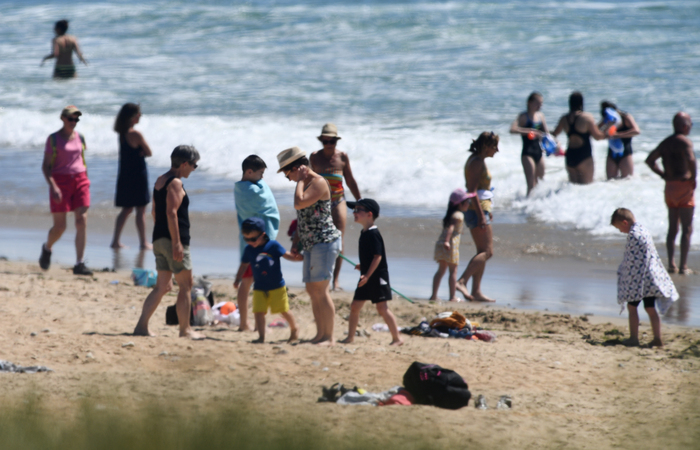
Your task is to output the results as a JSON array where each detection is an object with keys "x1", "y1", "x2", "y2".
[{"x1": 1, "y1": 259, "x2": 699, "y2": 449}]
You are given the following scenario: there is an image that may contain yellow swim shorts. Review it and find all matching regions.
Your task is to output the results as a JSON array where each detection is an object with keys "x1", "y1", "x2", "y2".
[{"x1": 252, "y1": 286, "x2": 289, "y2": 314}]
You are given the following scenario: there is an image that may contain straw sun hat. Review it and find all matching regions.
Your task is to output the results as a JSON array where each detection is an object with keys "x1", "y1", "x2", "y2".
[
  {"x1": 318, "y1": 123, "x2": 341, "y2": 140},
  {"x1": 277, "y1": 146, "x2": 306, "y2": 173}
]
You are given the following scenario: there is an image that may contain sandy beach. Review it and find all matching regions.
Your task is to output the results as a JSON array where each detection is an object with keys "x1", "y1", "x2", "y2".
[{"x1": 1, "y1": 258, "x2": 699, "y2": 449}]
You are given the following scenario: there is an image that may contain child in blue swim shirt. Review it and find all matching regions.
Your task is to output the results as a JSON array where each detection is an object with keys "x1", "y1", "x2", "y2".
[{"x1": 234, "y1": 217, "x2": 302, "y2": 343}]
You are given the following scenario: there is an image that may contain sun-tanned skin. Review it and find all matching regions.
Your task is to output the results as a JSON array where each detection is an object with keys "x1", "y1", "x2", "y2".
[
  {"x1": 645, "y1": 112, "x2": 696, "y2": 274},
  {"x1": 310, "y1": 137, "x2": 361, "y2": 291}
]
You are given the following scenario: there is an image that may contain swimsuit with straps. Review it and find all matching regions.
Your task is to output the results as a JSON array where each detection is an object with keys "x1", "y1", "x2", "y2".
[
  {"x1": 565, "y1": 113, "x2": 593, "y2": 168},
  {"x1": 608, "y1": 113, "x2": 633, "y2": 163},
  {"x1": 466, "y1": 159, "x2": 492, "y2": 213},
  {"x1": 521, "y1": 114, "x2": 544, "y2": 164},
  {"x1": 296, "y1": 198, "x2": 341, "y2": 252}
]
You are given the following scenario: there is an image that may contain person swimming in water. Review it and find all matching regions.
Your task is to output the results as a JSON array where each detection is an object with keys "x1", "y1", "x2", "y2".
[
  {"x1": 40, "y1": 19, "x2": 87, "y2": 78},
  {"x1": 551, "y1": 92, "x2": 606, "y2": 184},
  {"x1": 309, "y1": 123, "x2": 362, "y2": 291},
  {"x1": 510, "y1": 91, "x2": 550, "y2": 196}
]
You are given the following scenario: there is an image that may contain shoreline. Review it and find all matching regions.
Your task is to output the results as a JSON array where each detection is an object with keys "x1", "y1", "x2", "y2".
[{"x1": 1, "y1": 205, "x2": 698, "y2": 327}]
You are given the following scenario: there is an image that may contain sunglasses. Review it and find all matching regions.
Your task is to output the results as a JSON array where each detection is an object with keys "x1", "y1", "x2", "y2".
[
  {"x1": 65, "y1": 117, "x2": 80, "y2": 123},
  {"x1": 320, "y1": 139, "x2": 338, "y2": 145},
  {"x1": 190, "y1": 161, "x2": 198, "y2": 169},
  {"x1": 244, "y1": 233, "x2": 262, "y2": 242}
]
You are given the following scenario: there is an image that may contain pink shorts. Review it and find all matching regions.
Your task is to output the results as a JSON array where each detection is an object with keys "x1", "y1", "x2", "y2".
[{"x1": 50, "y1": 172, "x2": 91, "y2": 213}]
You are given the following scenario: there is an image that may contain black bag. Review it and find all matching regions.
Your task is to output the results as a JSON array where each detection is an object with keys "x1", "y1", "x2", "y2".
[
  {"x1": 165, "y1": 304, "x2": 194, "y2": 326},
  {"x1": 403, "y1": 361, "x2": 471, "y2": 409}
]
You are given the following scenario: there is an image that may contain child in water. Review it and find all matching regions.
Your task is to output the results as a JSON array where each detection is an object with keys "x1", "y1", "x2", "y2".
[
  {"x1": 430, "y1": 189, "x2": 473, "y2": 302},
  {"x1": 611, "y1": 208, "x2": 678, "y2": 347}
]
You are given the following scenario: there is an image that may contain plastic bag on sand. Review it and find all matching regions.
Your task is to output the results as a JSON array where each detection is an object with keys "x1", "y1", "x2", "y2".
[{"x1": 474, "y1": 330, "x2": 496, "y2": 343}]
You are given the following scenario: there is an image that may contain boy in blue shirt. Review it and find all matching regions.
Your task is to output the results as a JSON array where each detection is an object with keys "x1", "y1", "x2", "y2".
[
  {"x1": 234, "y1": 155, "x2": 280, "y2": 331},
  {"x1": 234, "y1": 217, "x2": 301, "y2": 343}
]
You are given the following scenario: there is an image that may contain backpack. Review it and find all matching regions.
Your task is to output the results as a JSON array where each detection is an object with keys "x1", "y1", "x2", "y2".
[{"x1": 402, "y1": 362, "x2": 471, "y2": 409}]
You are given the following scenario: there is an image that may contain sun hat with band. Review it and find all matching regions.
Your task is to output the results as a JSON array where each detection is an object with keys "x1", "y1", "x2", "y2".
[
  {"x1": 277, "y1": 146, "x2": 306, "y2": 173},
  {"x1": 318, "y1": 123, "x2": 341, "y2": 140},
  {"x1": 61, "y1": 105, "x2": 82, "y2": 117},
  {"x1": 347, "y1": 198, "x2": 380, "y2": 218}
]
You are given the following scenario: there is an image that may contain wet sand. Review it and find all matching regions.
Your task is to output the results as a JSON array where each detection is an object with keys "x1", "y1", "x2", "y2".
[{"x1": 1, "y1": 205, "x2": 698, "y2": 326}]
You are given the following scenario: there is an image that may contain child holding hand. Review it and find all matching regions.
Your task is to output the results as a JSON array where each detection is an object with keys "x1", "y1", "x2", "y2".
[
  {"x1": 612, "y1": 208, "x2": 678, "y2": 347},
  {"x1": 340, "y1": 199, "x2": 403, "y2": 346},
  {"x1": 234, "y1": 217, "x2": 302, "y2": 343},
  {"x1": 430, "y1": 188, "x2": 474, "y2": 301}
]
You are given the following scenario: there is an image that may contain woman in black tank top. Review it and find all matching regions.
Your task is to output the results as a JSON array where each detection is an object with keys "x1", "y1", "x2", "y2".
[
  {"x1": 134, "y1": 145, "x2": 204, "y2": 340},
  {"x1": 551, "y1": 92, "x2": 606, "y2": 185},
  {"x1": 597, "y1": 101, "x2": 641, "y2": 180}
]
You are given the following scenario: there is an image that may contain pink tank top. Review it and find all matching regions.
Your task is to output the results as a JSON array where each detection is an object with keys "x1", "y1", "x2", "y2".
[{"x1": 44, "y1": 132, "x2": 86, "y2": 175}]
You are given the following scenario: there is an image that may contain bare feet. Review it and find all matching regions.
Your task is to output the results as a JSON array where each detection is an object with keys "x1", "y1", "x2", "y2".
[
  {"x1": 621, "y1": 338, "x2": 639, "y2": 347},
  {"x1": 252, "y1": 337, "x2": 264, "y2": 344},
  {"x1": 668, "y1": 266, "x2": 679, "y2": 274},
  {"x1": 339, "y1": 336, "x2": 354, "y2": 344},
  {"x1": 181, "y1": 330, "x2": 206, "y2": 340},
  {"x1": 314, "y1": 336, "x2": 335, "y2": 346},
  {"x1": 428, "y1": 296, "x2": 440, "y2": 301},
  {"x1": 110, "y1": 242, "x2": 127, "y2": 249},
  {"x1": 331, "y1": 285, "x2": 343, "y2": 292},
  {"x1": 238, "y1": 324, "x2": 252, "y2": 332},
  {"x1": 288, "y1": 329, "x2": 299, "y2": 343},
  {"x1": 140, "y1": 243, "x2": 153, "y2": 250},
  {"x1": 680, "y1": 268, "x2": 694, "y2": 275},
  {"x1": 646, "y1": 338, "x2": 663, "y2": 348},
  {"x1": 389, "y1": 339, "x2": 404, "y2": 346},
  {"x1": 471, "y1": 293, "x2": 495, "y2": 303},
  {"x1": 133, "y1": 327, "x2": 156, "y2": 337},
  {"x1": 449, "y1": 298, "x2": 464, "y2": 303},
  {"x1": 456, "y1": 281, "x2": 471, "y2": 297}
]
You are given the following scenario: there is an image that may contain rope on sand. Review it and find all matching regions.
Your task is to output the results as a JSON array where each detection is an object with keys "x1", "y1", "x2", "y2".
[{"x1": 339, "y1": 253, "x2": 415, "y2": 304}]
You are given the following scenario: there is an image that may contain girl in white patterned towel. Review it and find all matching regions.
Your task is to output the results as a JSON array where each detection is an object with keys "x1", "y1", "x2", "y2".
[{"x1": 611, "y1": 208, "x2": 679, "y2": 348}]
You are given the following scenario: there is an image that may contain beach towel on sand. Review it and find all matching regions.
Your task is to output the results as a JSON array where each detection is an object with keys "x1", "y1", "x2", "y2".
[
  {"x1": 617, "y1": 223, "x2": 678, "y2": 315},
  {"x1": 234, "y1": 180, "x2": 280, "y2": 260}
]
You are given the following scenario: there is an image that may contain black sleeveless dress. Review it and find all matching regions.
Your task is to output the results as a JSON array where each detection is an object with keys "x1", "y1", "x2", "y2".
[{"x1": 115, "y1": 136, "x2": 150, "y2": 207}]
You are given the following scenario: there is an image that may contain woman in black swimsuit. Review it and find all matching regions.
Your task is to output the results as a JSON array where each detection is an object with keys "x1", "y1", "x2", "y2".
[
  {"x1": 510, "y1": 91, "x2": 549, "y2": 196},
  {"x1": 551, "y1": 92, "x2": 606, "y2": 185},
  {"x1": 597, "y1": 101, "x2": 640, "y2": 180},
  {"x1": 110, "y1": 103, "x2": 153, "y2": 249}
]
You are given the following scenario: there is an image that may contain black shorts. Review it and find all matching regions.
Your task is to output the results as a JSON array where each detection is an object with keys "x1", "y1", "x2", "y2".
[
  {"x1": 629, "y1": 297, "x2": 656, "y2": 308},
  {"x1": 353, "y1": 279, "x2": 392, "y2": 304}
]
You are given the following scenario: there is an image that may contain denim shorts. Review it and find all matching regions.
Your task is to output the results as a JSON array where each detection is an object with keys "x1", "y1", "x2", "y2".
[
  {"x1": 465, "y1": 210, "x2": 492, "y2": 229},
  {"x1": 303, "y1": 237, "x2": 341, "y2": 283}
]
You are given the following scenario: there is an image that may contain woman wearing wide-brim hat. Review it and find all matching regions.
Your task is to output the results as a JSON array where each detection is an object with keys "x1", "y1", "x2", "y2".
[{"x1": 278, "y1": 146, "x2": 342, "y2": 346}]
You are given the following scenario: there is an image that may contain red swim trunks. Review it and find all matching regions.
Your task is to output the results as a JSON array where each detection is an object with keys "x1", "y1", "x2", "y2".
[
  {"x1": 665, "y1": 180, "x2": 695, "y2": 209},
  {"x1": 50, "y1": 172, "x2": 91, "y2": 213}
]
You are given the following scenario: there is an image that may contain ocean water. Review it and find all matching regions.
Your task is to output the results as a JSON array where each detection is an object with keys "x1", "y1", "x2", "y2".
[{"x1": 1, "y1": 0, "x2": 700, "y2": 244}]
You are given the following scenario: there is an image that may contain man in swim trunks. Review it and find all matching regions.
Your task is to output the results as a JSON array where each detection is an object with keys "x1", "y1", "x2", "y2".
[
  {"x1": 40, "y1": 20, "x2": 87, "y2": 78},
  {"x1": 309, "y1": 123, "x2": 362, "y2": 291},
  {"x1": 645, "y1": 112, "x2": 696, "y2": 275}
]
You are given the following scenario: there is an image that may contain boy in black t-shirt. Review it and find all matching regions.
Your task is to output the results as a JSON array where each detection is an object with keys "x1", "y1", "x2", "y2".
[{"x1": 340, "y1": 199, "x2": 403, "y2": 346}]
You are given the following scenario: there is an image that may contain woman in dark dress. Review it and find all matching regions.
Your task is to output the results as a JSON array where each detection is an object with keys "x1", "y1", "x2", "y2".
[{"x1": 110, "y1": 103, "x2": 153, "y2": 249}]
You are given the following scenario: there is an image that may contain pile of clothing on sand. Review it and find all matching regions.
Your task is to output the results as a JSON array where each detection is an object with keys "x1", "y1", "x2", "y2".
[{"x1": 401, "y1": 311, "x2": 496, "y2": 342}]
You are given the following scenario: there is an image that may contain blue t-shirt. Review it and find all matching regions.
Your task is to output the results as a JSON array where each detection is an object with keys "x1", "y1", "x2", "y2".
[{"x1": 241, "y1": 239, "x2": 286, "y2": 292}]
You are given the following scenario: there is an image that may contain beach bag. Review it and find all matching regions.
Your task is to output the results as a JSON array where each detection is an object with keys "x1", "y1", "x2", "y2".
[
  {"x1": 402, "y1": 362, "x2": 471, "y2": 410},
  {"x1": 165, "y1": 304, "x2": 194, "y2": 326},
  {"x1": 132, "y1": 268, "x2": 157, "y2": 287}
]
